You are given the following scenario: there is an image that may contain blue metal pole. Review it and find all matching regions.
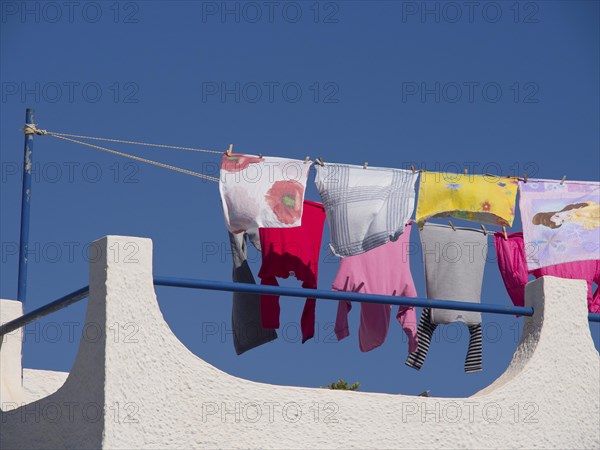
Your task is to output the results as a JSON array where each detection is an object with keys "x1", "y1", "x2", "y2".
[
  {"x1": 1, "y1": 277, "x2": 598, "y2": 337},
  {"x1": 17, "y1": 108, "x2": 34, "y2": 304},
  {"x1": 153, "y1": 276, "x2": 536, "y2": 317},
  {"x1": 0, "y1": 286, "x2": 90, "y2": 337}
]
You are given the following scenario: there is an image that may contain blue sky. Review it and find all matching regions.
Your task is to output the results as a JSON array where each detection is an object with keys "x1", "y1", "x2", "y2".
[{"x1": 1, "y1": 1, "x2": 598, "y2": 397}]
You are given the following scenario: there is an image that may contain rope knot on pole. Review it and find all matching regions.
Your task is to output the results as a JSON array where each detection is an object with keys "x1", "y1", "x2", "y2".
[{"x1": 23, "y1": 124, "x2": 47, "y2": 135}]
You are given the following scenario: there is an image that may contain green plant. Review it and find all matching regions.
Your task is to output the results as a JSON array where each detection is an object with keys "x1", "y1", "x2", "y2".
[{"x1": 323, "y1": 379, "x2": 360, "y2": 391}]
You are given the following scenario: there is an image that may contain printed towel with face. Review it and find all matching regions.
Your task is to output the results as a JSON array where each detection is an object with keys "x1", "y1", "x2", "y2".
[
  {"x1": 258, "y1": 200, "x2": 326, "y2": 343},
  {"x1": 314, "y1": 163, "x2": 418, "y2": 257},
  {"x1": 220, "y1": 154, "x2": 312, "y2": 233},
  {"x1": 332, "y1": 222, "x2": 418, "y2": 353},
  {"x1": 519, "y1": 179, "x2": 600, "y2": 270},
  {"x1": 416, "y1": 172, "x2": 518, "y2": 228}
]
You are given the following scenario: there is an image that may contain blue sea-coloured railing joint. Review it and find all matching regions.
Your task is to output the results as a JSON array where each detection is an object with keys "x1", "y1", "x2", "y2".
[{"x1": 2, "y1": 276, "x2": 599, "y2": 338}]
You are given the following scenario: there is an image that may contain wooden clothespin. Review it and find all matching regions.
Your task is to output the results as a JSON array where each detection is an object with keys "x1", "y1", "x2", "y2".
[
  {"x1": 363, "y1": 162, "x2": 368, "y2": 169},
  {"x1": 226, "y1": 144, "x2": 233, "y2": 156},
  {"x1": 523, "y1": 173, "x2": 528, "y2": 183},
  {"x1": 560, "y1": 175, "x2": 567, "y2": 185},
  {"x1": 448, "y1": 220, "x2": 456, "y2": 231},
  {"x1": 480, "y1": 224, "x2": 488, "y2": 235},
  {"x1": 463, "y1": 169, "x2": 468, "y2": 176},
  {"x1": 411, "y1": 164, "x2": 415, "y2": 174},
  {"x1": 304, "y1": 156, "x2": 310, "y2": 164},
  {"x1": 502, "y1": 225, "x2": 508, "y2": 241}
]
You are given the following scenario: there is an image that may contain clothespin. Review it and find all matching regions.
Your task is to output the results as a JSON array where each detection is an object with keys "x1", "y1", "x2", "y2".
[
  {"x1": 363, "y1": 162, "x2": 368, "y2": 169},
  {"x1": 304, "y1": 156, "x2": 310, "y2": 164},
  {"x1": 316, "y1": 156, "x2": 324, "y2": 167},
  {"x1": 258, "y1": 153, "x2": 263, "y2": 158},
  {"x1": 480, "y1": 224, "x2": 488, "y2": 235},
  {"x1": 411, "y1": 164, "x2": 415, "y2": 174},
  {"x1": 560, "y1": 175, "x2": 567, "y2": 185},
  {"x1": 523, "y1": 173, "x2": 528, "y2": 183},
  {"x1": 448, "y1": 220, "x2": 456, "y2": 231},
  {"x1": 502, "y1": 226, "x2": 508, "y2": 241},
  {"x1": 463, "y1": 169, "x2": 468, "y2": 176},
  {"x1": 226, "y1": 144, "x2": 233, "y2": 156}
]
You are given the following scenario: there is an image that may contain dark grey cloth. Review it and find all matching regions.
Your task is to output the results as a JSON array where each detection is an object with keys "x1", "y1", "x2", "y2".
[
  {"x1": 420, "y1": 224, "x2": 488, "y2": 325},
  {"x1": 230, "y1": 230, "x2": 277, "y2": 355}
]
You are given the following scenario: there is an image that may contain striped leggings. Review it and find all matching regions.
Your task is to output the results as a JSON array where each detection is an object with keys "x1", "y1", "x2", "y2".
[{"x1": 405, "y1": 308, "x2": 482, "y2": 373}]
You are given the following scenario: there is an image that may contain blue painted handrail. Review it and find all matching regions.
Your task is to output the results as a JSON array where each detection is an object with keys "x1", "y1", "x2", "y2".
[
  {"x1": 1, "y1": 286, "x2": 89, "y2": 336},
  {"x1": 2, "y1": 277, "x2": 599, "y2": 337},
  {"x1": 153, "y1": 276, "x2": 534, "y2": 316}
]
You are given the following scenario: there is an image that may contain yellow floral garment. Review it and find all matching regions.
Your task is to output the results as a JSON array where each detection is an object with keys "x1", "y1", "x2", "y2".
[{"x1": 416, "y1": 172, "x2": 518, "y2": 227}]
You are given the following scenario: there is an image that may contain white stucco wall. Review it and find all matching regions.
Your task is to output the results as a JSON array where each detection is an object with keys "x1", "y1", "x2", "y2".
[
  {"x1": 0, "y1": 300, "x2": 25, "y2": 407},
  {"x1": 1, "y1": 235, "x2": 599, "y2": 449},
  {"x1": 0, "y1": 303, "x2": 68, "y2": 406},
  {"x1": 21, "y1": 369, "x2": 69, "y2": 403}
]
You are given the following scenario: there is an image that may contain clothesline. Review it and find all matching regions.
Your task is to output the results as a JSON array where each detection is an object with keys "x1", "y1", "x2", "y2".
[
  {"x1": 26, "y1": 125, "x2": 220, "y2": 182},
  {"x1": 24, "y1": 124, "x2": 597, "y2": 243},
  {"x1": 26, "y1": 124, "x2": 575, "y2": 185},
  {"x1": 25, "y1": 126, "x2": 224, "y2": 154},
  {"x1": 22, "y1": 124, "x2": 516, "y2": 236}
]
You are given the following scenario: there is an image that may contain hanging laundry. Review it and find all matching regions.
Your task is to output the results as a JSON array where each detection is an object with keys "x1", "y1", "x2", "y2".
[
  {"x1": 332, "y1": 222, "x2": 418, "y2": 353},
  {"x1": 493, "y1": 232, "x2": 530, "y2": 309},
  {"x1": 228, "y1": 231, "x2": 277, "y2": 355},
  {"x1": 519, "y1": 179, "x2": 600, "y2": 270},
  {"x1": 420, "y1": 223, "x2": 487, "y2": 324},
  {"x1": 258, "y1": 200, "x2": 326, "y2": 343},
  {"x1": 416, "y1": 172, "x2": 518, "y2": 228},
  {"x1": 314, "y1": 163, "x2": 418, "y2": 257},
  {"x1": 219, "y1": 154, "x2": 312, "y2": 233},
  {"x1": 405, "y1": 223, "x2": 488, "y2": 373},
  {"x1": 495, "y1": 231, "x2": 600, "y2": 313},
  {"x1": 406, "y1": 308, "x2": 483, "y2": 373}
]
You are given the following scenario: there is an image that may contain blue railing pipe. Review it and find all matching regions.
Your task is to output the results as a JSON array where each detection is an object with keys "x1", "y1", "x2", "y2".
[
  {"x1": 153, "y1": 276, "x2": 535, "y2": 317},
  {"x1": 0, "y1": 286, "x2": 89, "y2": 337},
  {"x1": 2, "y1": 278, "x2": 599, "y2": 338}
]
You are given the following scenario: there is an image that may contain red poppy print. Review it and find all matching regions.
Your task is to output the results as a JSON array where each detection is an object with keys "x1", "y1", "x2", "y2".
[
  {"x1": 221, "y1": 154, "x2": 263, "y2": 173},
  {"x1": 481, "y1": 200, "x2": 492, "y2": 212},
  {"x1": 265, "y1": 180, "x2": 304, "y2": 225}
]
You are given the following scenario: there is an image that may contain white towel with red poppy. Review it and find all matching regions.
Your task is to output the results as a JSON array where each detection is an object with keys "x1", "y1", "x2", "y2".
[{"x1": 219, "y1": 154, "x2": 312, "y2": 233}]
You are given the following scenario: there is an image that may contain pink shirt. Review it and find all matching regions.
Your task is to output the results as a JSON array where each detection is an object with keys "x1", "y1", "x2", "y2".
[{"x1": 332, "y1": 223, "x2": 418, "y2": 352}]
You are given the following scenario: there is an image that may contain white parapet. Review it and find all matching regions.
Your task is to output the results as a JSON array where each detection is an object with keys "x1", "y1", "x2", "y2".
[{"x1": 1, "y1": 235, "x2": 599, "y2": 449}]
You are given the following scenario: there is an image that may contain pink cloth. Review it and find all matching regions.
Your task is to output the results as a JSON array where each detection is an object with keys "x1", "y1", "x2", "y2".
[
  {"x1": 495, "y1": 232, "x2": 600, "y2": 313},
  {"x1": 332, "y1": 223, "x2": 418, "y2": 352}
]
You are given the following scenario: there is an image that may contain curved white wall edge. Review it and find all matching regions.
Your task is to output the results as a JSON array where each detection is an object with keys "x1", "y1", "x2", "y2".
[
  {"x1": 22, "y1": 369, "x2": 69, "y2": 403},
  {"x1": 1, "y1": 235, "x2": 598, "y2": 449}
]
